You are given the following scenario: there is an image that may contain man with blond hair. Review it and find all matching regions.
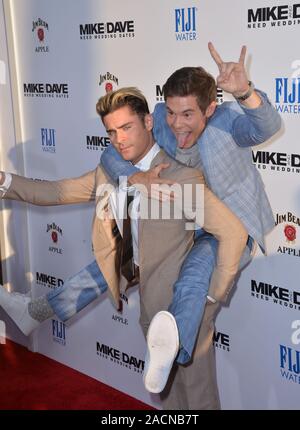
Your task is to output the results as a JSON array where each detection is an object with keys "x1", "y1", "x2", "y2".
[{"x1": 0, "y1": 86, "x2": 247, "y2": 410}]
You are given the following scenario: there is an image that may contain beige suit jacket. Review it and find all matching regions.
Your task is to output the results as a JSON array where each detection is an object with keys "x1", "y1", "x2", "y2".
[{"x1": 4, "y1": 150, "x2": 247, "y2": 312}]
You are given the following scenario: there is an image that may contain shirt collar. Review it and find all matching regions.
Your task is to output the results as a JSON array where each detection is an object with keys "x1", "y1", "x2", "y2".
[{"x1": 134, "y1": 143, "x2": 160, "y2": 172}]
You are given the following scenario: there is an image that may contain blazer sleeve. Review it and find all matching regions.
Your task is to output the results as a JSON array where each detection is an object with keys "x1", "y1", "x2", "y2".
[
  {"x1": 232, "y1": 90, "x2": 282, "y2": 147},
  {"x1": 3, "y1": 169, "x2": 97, "y2": 206},
  {"x1": 179, "y1": 168, "x2": 248, "y2": 303},
  {"x1": 202, "y1": 187, "x2": 248, "y2": 303}
]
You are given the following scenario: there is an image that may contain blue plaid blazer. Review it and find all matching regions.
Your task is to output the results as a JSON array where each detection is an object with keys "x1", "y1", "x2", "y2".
[{"x1": 101, "y1": 91, "x2": 281, "y2": 253}]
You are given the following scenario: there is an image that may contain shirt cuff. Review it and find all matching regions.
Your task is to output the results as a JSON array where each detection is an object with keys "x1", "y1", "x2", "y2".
[{"x1": 0, "y1": 172, "x2": 12, "y2": 196}]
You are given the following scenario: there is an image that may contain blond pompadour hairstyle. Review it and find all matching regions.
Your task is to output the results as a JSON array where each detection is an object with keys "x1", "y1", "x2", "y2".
[{"x1": 96, "y1": 87, "x2": 150, "y2": 121}]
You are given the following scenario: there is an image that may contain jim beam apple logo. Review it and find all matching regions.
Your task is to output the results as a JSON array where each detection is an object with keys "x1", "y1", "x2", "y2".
[
  {"x1": 47, "y1": 222, "x2": 63, "y2": 254},
  {"x1": 276, "y1": 212, "x2": 300, "y2": 257},
  {"x1": 99, "y1": 72, "x2": 118, "y2": 94},
  {"x1": 32, "y1": 18, "x2": 49, "y2": 53}
]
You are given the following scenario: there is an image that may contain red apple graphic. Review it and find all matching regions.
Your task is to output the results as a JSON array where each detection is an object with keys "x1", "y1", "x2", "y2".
[
  {"x1": 51, "y1": 231, "x2": 58, "y2": 243},
  {"x1": 37, "y1": 28, "x2": 44, "y2": 42}
]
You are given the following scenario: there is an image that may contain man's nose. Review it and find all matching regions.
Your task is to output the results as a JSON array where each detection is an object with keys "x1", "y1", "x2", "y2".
[
  {"x1": 172, "y1": 115, "x2": 183, "y2": 129},
  {"x1": 116, "y1": 130, "x2": 126, "y2": 143}
]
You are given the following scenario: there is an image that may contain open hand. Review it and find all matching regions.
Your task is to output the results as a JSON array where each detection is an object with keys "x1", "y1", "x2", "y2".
[
  {"x1": 128, "y1": 163, "x2": 175, "y2": 201},
  {"x1": 208, "y1": 42, "x2": 249, "y2": 97}
]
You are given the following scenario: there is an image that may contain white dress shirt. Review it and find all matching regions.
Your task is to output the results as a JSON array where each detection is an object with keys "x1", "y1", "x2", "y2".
[
  {"x1": 109, "y1": 143, "x2": 160, "y2": 266},
  {"x1": 0, "y1": 172, "x2": 12, "y2": 196}
]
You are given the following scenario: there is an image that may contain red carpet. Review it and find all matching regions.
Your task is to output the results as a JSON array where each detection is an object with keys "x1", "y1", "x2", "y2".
[{"x1": 0, "y1": 339, "x2": 153, "y2": 410}]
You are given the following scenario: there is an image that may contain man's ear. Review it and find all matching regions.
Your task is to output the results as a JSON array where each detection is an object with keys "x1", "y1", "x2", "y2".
[
  {"x1": 144, "y1": 113, "x2": 153, "y2": 131},
  {"x1": 205, "y1": 101, "x2": 217, "y2": 118}
]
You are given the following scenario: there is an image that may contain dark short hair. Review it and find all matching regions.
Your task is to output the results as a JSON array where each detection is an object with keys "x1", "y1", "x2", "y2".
[
  {"x1": 96, "y1": 87, "x2": 150, "y2": 122},
  {"x1": 163, "y1": 67, "x2": 217, "y2": 113}
]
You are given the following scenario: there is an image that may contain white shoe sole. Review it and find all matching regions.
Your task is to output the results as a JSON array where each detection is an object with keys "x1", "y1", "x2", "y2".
[{"x1": 144, "y1": 311, "x2": 179, "y2": 394}]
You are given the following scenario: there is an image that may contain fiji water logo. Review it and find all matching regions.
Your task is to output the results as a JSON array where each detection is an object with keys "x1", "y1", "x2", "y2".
[
  {"x1": 32, "y1": 18, "x2": 49, "y2": 53},
  {"x1": 275, "y1": 60, "x2": 300, "y2": 114},
  {"x1": 52, "y1": 319, "x2": 66, "y2": 346},
  {"x1": 275, "y1": 77, "x2": 300, "y2": 114},
  {"x1": 41, "y1": 128, "x2": 55, "y2": 153},
  {"x1": 174, "y1": 7, "x2": 197, "y2": 41},
  {"x1": 279, "y1": 320, "x2": 300, "y2": 384}
]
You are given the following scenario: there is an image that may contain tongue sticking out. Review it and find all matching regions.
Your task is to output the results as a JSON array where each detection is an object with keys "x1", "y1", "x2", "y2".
[{"x1": 177, "y1": 132, "x2": 190, "y2": 149}]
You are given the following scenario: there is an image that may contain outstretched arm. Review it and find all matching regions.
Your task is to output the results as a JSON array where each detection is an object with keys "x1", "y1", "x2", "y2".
[
  {"x1": 178, "y1": 168, "x2": 248, "y2": 303},
  {"x1": 202, "y1": 187, "x2": 248, "y2": 303},
  {"x1": 1, "y1": 170, "x2": 97, "y2": 206},
  {"x1": 208, "y1": 42, "x2": 281, "y2": 146}
]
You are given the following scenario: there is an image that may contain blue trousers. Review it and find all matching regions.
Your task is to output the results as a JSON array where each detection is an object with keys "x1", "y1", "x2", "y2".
[
  {"x1": 47, "y1": 230, "x2": 252, "y2": 365},
  {"x1": 171, "y1": 230, "x2": 217, "y2": 364},
  {"x1": 47, "y1": 260, "x2": 108, "y2": 322}
]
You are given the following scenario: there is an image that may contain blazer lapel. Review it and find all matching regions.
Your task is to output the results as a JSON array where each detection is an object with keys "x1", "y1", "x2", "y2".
[
  {"x1": 93, "y1": 167, "x2": 122, "y2": 308},
  {"x1": 150, "y1": 149, "x2": 168, "y2": 168}
]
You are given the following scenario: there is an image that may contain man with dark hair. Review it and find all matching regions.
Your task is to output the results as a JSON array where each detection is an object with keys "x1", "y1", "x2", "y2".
[
  {"x1": 163, "y1": 65, "x2": 217, "y2": 112},
  {"x1": 98, "y1": 43, "x2": 281, "y2": 408},
  {"x1": 0, "y1": 43, "x2": 281, "y2": 409},
  {"x1": 0, "y1": 87, "x2": 247, "y2": 410}
]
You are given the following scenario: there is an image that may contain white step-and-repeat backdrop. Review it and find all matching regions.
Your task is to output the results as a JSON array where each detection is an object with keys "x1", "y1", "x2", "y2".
[{"x1": 0, "y1": 0, "x2": 300, "y2": 409}]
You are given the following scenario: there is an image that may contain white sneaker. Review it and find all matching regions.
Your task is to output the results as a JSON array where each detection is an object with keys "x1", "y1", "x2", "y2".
[
  {"x1": 144, "y1": 311, "x2": 179, "y2": 394},
  {"x1": 0, "y1": 285, "x2": 40, "y2": 336}
]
